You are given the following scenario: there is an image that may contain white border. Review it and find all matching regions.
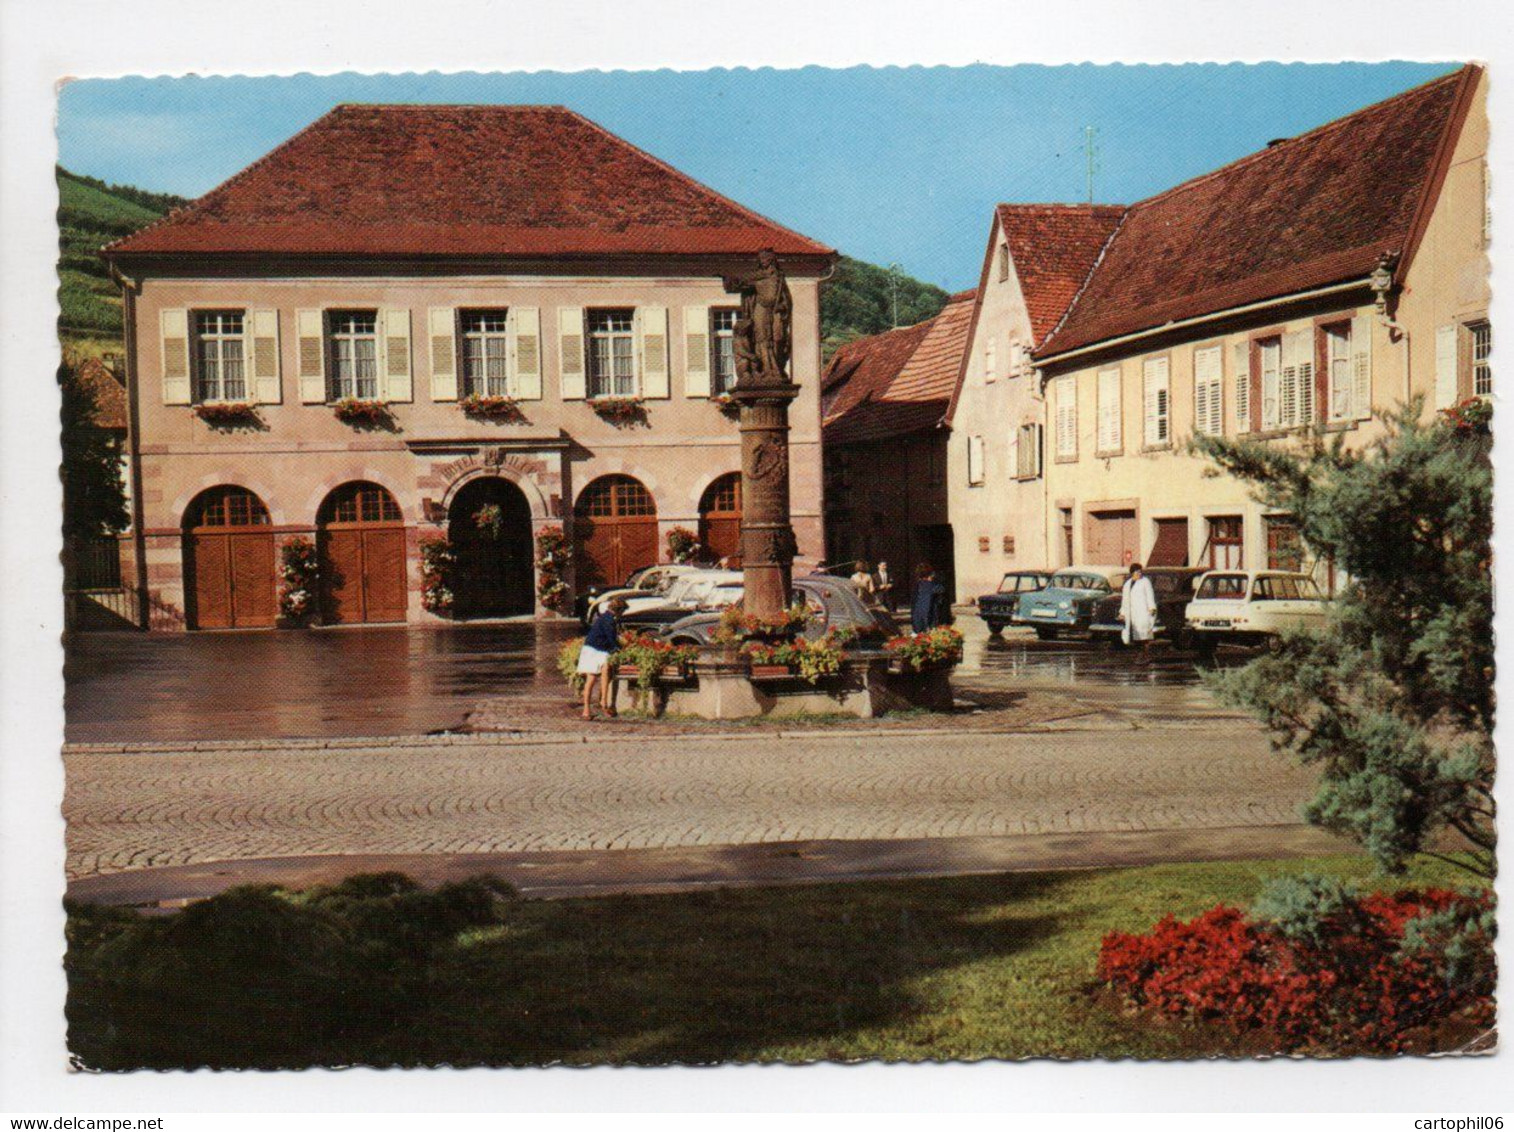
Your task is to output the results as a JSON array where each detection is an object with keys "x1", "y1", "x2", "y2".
[{"x1": 3, "y1": 0, "x2": 1510, "y2": 1114}]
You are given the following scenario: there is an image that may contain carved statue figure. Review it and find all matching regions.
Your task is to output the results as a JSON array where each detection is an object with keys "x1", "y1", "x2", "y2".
[{"x1": 723, "y1": 248, "x2": 793, "y2": 388}]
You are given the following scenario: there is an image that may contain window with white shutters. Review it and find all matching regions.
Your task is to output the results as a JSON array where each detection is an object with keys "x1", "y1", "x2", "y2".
[
  {"x1": 1142, "y1": 356, "x2": 1170, "y2": 447},
  {"x1": 968, "y1": 435, "x2": 986, "y2": 485},
  {"x1": 587, "y1": 309, "x2": 637, "y2": 397},
  {"x1": 1193, "y1": 346, "x2": 1223, "y2": 436},
  {"x1": 1016, "y1": 423, "x2": 1041, "y2": 479},
  {"x1": 460, "y1": 310, "x2": 511, "y2": 397},
  {"x1": 1259, "y1": 337, "x2": 1282, "y2": 430},
  {"x1": 1278, "y1": 330, "x2": 1315, "y2": 429},
  {"x1": 193, "y1": 310, "x2": 247, "y2": 402},
  {"x1": 1325, "y1": 323, "x2": 1353, "y2": 420},
  {"x1": 1233, "y1": 340, "x2": 1250, "y2": 430},
  {"x1": 1055, "y1": 375, "x2": 1078, "y2": 459},
  {"x1": 328, "y1": 311, "x2": 379, "y2": 401},
  {"x1": 1097, "y1": 368, "x2": 1122, "y2": 453}
]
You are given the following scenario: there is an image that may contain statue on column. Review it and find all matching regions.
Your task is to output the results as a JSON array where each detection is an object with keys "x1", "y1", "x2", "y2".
[{"x1": 723, "y1": 248, "x2": 793, "y2": 389}]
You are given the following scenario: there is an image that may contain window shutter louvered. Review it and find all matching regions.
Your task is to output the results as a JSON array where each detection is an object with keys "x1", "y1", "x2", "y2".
[
  {"x1": 1295, "y1": 331, "x2": 1314, "y2": 425},
  {"x1": 381, "y1": 308, "x2": 412, "y2": 402},
  {"x1": 1435, "y1": 323, "x2": 1459, "y2": 408},
  {"x1": 1143, "y1": 357, "x2": 1169, "y2": 446},
  {"x1": 296, "y1": 309, "x2": 326, "y2": 403},
  {"x1": 1278, "y1": 332, "x2": 1301, "y2": 428},
  {"x1": 1194, "y1": 346, "x2": 1222, "y2": 436},
  {"x1": 559, "y1": 308, "x2": 586, "y2": 400},
  {"x1": 684, "y1": 305, "x2": 712, "y2": 397},
  {"x1": 1096, "y1": 368, "x2": 1121, "y2": 452},
  {"x1": 159, "y1": 308, "x2": 192, "y2": 404},
  {"x1": 638, "y1": 305, "x2": 669, "y2": 398},
  {"x1": 1055, "y1": 376, "x2": 1077, "y2": 458},
  {"x1": 428, "y1": 308, "x2": 458, "y2": 401},
  {"x1": 250, "y1": 309, "x2": 281, "y2": 403},
  {"x1": 1350, "y1": 314, "x2": 1372, "y2": 421},
  {"x1": 1233, "y1": 341, "x2": 1250, "y2": 431},
  {"x1": 509, "y1": 306, "x2": 542, "y2": 400}
]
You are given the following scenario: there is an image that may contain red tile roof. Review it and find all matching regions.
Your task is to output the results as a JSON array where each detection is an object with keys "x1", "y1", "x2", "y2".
[
  {"x1": 822, "y1": 290, "x2": 975, "y2": 445},
  {"x1": 998, "y1": 205, "x2": 1127, "y2": 346},
  {"x1": 105, "y1": 105, "x2": 833, "y2": 261},
  {"x1": 72, "y1": 357, "x2": 127, "y2": 430},
  {"x1": 1037, "y1": 66, "x2": 1478, "y2": 359}
]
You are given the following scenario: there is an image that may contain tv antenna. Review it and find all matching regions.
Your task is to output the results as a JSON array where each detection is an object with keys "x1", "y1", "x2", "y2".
[{"x1": 1084, "y1": 126, "x2": 1100, "y2": 203}]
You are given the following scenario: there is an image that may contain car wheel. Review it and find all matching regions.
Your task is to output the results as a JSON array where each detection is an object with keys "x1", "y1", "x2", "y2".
[{"x1": 1034, "y1": 626, "x2": 1060, "y2": 641}]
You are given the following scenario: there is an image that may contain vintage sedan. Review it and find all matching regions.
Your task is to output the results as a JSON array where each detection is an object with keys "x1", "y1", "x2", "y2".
[
  {"x1": 1015, "y1": 567, "x2": 1127, "y2": 639},
  {"x1": 658, "y1": 574, "x2": 896, "y2": 647},
  {"x1": 1184, "y1": 570, "x2": 1329, "y2": 654},
  {"x1": 1089, "y1": 567, "x2": 1207, "y2": 646},
  {"x1": 576, "y1": 563, "x2": 702, "y2": 625},
  {"x1": 618, "y1": 573, "x2": 744, "y2": 632},
  {"x1": 977, "y1": 570, "x2": 1053, "y2": 634}
]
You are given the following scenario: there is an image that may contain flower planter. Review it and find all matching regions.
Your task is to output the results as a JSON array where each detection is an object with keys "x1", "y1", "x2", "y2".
[
  {"x1": 590, "y1": 397, "x2": 648, "y2": 426},
  {"x1": 749, "y1": 664, "x2": 794, "y2": 680},
  {"x1": 192, "y1": 402, "x2": 261, "y2": 428},
  {"x1": 459, "y1": 394, "x2": 525, "y2": 422},
  {"x1": 331, "y1": 398, "x2": 393, "y2": 428}
]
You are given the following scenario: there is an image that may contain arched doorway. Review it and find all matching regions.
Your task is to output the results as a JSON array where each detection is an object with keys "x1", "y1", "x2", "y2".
[
  {"x1": 698, "y1": 472, "x2": 742, "y2": 565},
  {"x1": 183, "y1": 486, "x2": 276, "y2": 630},
  {"x1": 574, "y1": 474, "x2": 657, "y2": 590},
  {"x1": 317, "y1": 482, "x2": 408, "y2": 624},
  {"x1": 448, "y1": 477, "x2": 534, "y2": 618}
]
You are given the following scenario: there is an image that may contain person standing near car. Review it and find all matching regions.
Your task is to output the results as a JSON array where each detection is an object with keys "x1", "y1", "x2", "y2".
[
  {"x1": 875, "y1": 560, "x2": 894, "y2": 612},
  {"x1": 850, "y1": 560, "x2": 877, "y2": 603},
  {"x1": 1118, "y1": 562, "x2": 1158, "y2": 661},
  {"x1": 578, "y1": 596, "x2": 627, "y2": 720},
  {"x1": 911, "y1": 564, "x2": 950, "y2": 632}
]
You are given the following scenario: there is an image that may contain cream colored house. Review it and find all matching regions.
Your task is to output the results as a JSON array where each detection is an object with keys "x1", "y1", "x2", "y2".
[
  {"x1": 104, "y1": 104, "x2": 834, "y2": 629},
  {"x1": 1029, "y1": 66, "x2": 1487, "y2": 579}
]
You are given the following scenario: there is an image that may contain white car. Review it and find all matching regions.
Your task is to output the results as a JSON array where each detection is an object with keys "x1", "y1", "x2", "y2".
[
  {"x1": 584, "y1": 564, "x2": 705, "y2": 622},
  {"x1": 1184, "y1": 569, "x2": 1329, "y2": 652},
  {"x1": 611, "y1": 570, "x2": 742, "y2": 619}
]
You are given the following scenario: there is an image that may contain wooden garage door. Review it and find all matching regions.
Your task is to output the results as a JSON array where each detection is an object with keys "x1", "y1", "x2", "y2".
[
  {"x1": 1149, "y1": 517, "x2": 1190, "y2": 567},
  {"x1": 1085, "y1": 508, "x2": 1138, "y2": 566},
  {"x1": 185, "y1": 487, "x2": 276, "y2": 630},
  {"x1": 698, "y1": 472, "x2": 742, "y2": 565},
  {"x1": 575, "y1": 475, "x2": 658, "y2": 590},
  {"x1": 318, "y1": 483, "x2": 408, "y2": 624}
]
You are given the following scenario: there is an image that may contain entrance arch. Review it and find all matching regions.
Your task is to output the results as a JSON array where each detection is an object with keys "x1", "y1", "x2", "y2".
[
  {"x1": 574, "y1": 474, "x2": 657, "y2": 590},
  {"x1": 318, "y1": 481, "x2": 408, "y2": 624},
  {"x1": 183, "y1": 486, "x2": 276, "y2": 630},
  {"x1": 448, "y1": 477, "x2": 534, "y2": 617},
  {"x1": 698, "y1": 472, "x2": 742, "y2": 565}
]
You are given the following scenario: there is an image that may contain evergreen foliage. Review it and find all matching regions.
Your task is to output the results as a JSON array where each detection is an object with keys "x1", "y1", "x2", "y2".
[
  {"x1": 1191, "y1": 400, "x2": 1493, "y2": 878},
  {"x1": 59, "y1": 356, "x2": 129, "y2": 541}
]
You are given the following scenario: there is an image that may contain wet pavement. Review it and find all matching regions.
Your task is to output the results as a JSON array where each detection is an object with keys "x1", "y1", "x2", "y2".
[{"x1": 63, "y1": 611, "x2": 1252, "y2": 744}]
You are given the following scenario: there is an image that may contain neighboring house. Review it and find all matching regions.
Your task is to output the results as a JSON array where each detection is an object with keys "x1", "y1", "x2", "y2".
[
  {"x1": 821, "y1": 290, "x2": 974, "y2": 598},
  {"x1": 1030, "y1": 65, "x2": 1488, "y2": 580},
  {"x1": 62, "y1": 355, "x2": 134, "y2": 622},
  {"x1": 102, "y1": 104, "x2": 833, "y2": 630},
  {"x1": 944, "y1": 203, "x2": 1123, "y2": 597}
]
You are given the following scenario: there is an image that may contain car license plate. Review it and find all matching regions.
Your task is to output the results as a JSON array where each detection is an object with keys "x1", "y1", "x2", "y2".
[
  {"x1": 1031, "y1": 608, "x2": 1057, "y2": 618},
  {"x1": 1203, "y1": 619, "x2": 1232, "y2": 628}
]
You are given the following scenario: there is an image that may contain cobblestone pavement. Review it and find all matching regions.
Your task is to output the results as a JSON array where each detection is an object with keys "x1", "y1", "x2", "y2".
[{"x1": 64, "y1": 721, "x2": 1316, "y2": 879}]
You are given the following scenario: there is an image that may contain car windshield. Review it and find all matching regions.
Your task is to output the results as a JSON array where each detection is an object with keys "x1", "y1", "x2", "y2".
[
  {"x1": 1196, "y1": 574, "x2": 1248, "y2": 600},
  {"x1": 1051, "y1": 572, "x2": 1110, "y2": 592},
  {"x1": 1251, "y1": 575, "x2": 1322, "y2": 601},
  {"x1": 1149, "y1": 572, "x2": 1196, "y2": 596}
]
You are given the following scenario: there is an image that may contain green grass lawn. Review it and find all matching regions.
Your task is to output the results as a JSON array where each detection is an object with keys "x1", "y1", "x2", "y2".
[{"x1": 66, "y1": 853, "x2": 1475, "y2": 1069}]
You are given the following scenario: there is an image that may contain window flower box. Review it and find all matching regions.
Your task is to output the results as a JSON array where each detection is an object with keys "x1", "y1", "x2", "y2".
[
  {"x1": 749, "y1": 664, "x2": 793, "y2": 680},
  {"x1": 331, "y1": 397, "x2": 392, "y2": 427},
  {"x1": 885, "y1": 626, "x2": 965, "y2": 672},
  {"x1": 590, "y1": 396, "x2": 647, "y2": 426},
  {"x1": 459, "y1": 393, "x2": 525, "y2": 422},
  {"x1": 192, "y1": 401, "x2": 260, "y2": 427}
]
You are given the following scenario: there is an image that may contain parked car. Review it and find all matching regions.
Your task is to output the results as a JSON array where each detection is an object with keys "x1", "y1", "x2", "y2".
[
  {"x1": 977, "y1": 570, "x2": 1053, "y2": 634},
  {"x1": 1183, "y1": 570, "x2": 1329, "y2": 654},
  {"x1": 618, "y1": 573, "x2": 745, "y2": 632},
  {"x1": 1089, "y1": 567, "x2": 1207, "y2": 646},
  {"x1": 579, "y1": 563, "x2": 702, "y2": 624},
  {"x1": 658, "y1": 574, "x2": 897, "y2": 647},
  {"x1": 1015, "y1": 567, "x2": 1127, "y2": 639}
]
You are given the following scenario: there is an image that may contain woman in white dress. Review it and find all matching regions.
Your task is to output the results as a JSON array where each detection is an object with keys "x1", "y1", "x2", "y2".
[{"x1": 1118, "y1": 562, "x2": 1159, "y2": 660}]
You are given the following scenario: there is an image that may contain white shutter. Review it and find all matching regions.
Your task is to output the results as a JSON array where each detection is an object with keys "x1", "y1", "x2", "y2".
[
  {"x1": 1233, "y1": 341, "x2": 1250, "y2": 431},
  {"x1": 1055, "y1": 376, "x2": 1077, "y2": 458},
  {"x1": 381, "y1": 308, "x2": 412, "y2": 402},
  {"x1": 985, "y1": 337, "x2": 997, "y2": 383},
  {"x1": 159, "y1": 308, "x2": 192, "y2": 404},
  {"x1": 968, "y1": 434, "x2": 985, "y2": 484},
  {"x1": 1261, "y1": 340, "x2": 1281, "y2": 430},
  {"x1": 638, "y1": 305, "x2": 669, "y2": 398},
  {"x1": 1295, "y1": 331, "x2": 1314, "y2": 426},
  {"x1": 250, "y1": 309, "x2": 281, "y2": 404},
  {"x1": 1143, "y1": 357, "x2": 1170, "y2": 446},
  {"x1": 510, "y1": 306, "x2": 542, "y2": 400},
  {"x1": 1278, "y1": 332, "x2": 1301, "y2": 428},
  {"x1": 1350, "y1": 314, "x2": 1372, "y2": 421},
  {"x1": 428, "y1": 307, "x2": 458, "y2": 401},
  {"x1": 1435, "y1": 323, "x2": 1459, "y2": 409},
  {"x1": 684, "y1": 305, "x2": 712, "y2": 397},
  {"x1": 1193, "y1": 347, "x2": 1222, "y2": 437},
  {"x1": 1096, "y1": 368, "x2": 1122, "y2": 452},
  {"x1": 559, "y1": 307, "x2": 586, "y2": 400},
  {"x1": 296, "y1": 309, "x2": 326, "y2": 404}
]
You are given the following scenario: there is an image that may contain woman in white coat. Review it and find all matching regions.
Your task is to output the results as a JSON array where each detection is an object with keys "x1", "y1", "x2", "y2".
[{"x1": 1118, "y1": 562, "x2": 1159, "y2": 660}]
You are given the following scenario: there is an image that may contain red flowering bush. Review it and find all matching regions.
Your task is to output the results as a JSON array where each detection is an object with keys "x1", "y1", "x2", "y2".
[
  {"x1": 740, "y1": 634, "x2": 844, "y2": 683},
  {"x1": 612, "y1": 633, "x2": 699, "y2": 691},
  {"x1": 886, "y1": 626, "x2": 964, "y2": 671},
  {"x1": 1439, "y1": 396, "x2": 1491, "y2": 437},
  {"x1": 1097, "y1": 884, "x2": 1494, "y2": 1053},
  {"x1": 715, "y1": 602, "x2": 812, "y2": 642}
]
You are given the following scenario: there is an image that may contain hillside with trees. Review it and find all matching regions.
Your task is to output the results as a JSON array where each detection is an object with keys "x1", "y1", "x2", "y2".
[{"x1": 820, "y1": 256, "x2": 951, "y2": 359}]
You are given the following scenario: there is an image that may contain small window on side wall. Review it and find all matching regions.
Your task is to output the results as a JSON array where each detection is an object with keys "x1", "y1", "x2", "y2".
[
  {"x1": 968, "y1": 435, "x2": 986, "y2": 486},
  {"x1": 998, "y1": 244, "x2": 1010, "y2": 282}
]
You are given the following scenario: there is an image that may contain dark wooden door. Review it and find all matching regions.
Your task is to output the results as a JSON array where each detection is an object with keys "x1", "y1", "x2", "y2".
[
  {"x1": 698, "y1": 473, "x2": 742, "y2": 564},
  {"x1": 319, "y1": 483, "x2": 408, "y2": 624},
  {"x1": 448, "y1": 477, "x2": 534, "y2": 618},
  {"x1": 575, "y1": 476, "x2": 658, "y2": 590},
  {"x1": 185, "y1": 487, "x2": 275, "y2": 630}
]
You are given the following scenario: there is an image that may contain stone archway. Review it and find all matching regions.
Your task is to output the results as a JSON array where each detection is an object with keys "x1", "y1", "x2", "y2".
[{"x1": 448, "y1": 476, "x2": 535, "y2": 618}]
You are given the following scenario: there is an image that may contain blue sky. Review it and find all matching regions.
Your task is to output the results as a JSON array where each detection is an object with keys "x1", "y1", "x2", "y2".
[{"x1": 58, "y1": 62, "x2": 1458, "y2": 291}]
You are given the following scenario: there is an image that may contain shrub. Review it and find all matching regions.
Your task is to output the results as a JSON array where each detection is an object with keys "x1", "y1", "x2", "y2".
[
  {"x1": 419, "y1": 535, "x2": 455, "y2": 614},
  {"x1": 535, "y1": 525, "x2": 572, "y2": 614},
  {"x1": 613, "y1": 633, "x2": 700, "y2": 691},
  {"x1": 1097, "y1": 880, "x2": 1494, "y2": 1054},
  {"x1": 277, "y1": 536, "x2": 319, "y2": 620},
  {"x1": 666, "y1": 526, "x2": 700, "y2": 564},
  {"x1": 558, "y1": 638, "x2": 585, "y2": 692},
  {"x1": 741, "y1": 634, "x2": 844, "y2": 683}
]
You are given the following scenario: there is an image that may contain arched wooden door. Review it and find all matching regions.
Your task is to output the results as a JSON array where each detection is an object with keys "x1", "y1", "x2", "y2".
[
  {"x1": 448, "y1": 477, "x2": 535, "y2": 618},
  {"x1": 574, "y1": 475, "x2": 658, "y2": 590},
  {"x1": 698, "y1": 472, "x2": 742, "y2": 565},
  {"x1": 184, "y1": 486, "x2": 276, "y2": 630},
  {"x1": 318, "y1": 482, "x2": 408, "y2": 624}
]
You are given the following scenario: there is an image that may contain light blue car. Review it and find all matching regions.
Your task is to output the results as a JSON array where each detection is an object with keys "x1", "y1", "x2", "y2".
[{"x1": 1015, "y1": 567, "x2": 1127, "y2": 639}]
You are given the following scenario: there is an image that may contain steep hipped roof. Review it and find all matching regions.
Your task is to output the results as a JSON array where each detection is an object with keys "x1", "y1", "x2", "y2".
[
  {"x1": 998, "y1": 204, "x2": 1127, "y2": 346},
  {"x1": 105, "y1": 104, "x2": 833, "y2": 261},
  {"x1": 72, "y1": 357, "x2": 127, "y2": 431},
  {"x1": 1037, "y1": 66, "x2": 1479, "y2": 359},
  {"x1": 822, "y1": 290, "x2": 975, "y2": 445}
]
